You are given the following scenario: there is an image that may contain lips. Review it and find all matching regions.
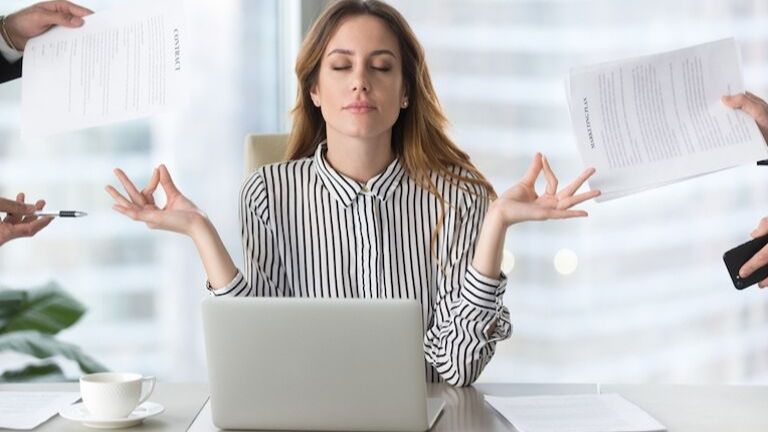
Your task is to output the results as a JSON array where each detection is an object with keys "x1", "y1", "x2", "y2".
[{"x1": 343, "y1": 101, "x2": 376, "y2": 113}]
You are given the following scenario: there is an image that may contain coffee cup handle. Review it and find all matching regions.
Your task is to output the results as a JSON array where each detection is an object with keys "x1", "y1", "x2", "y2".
[{"x1": 138, "y1": 376, "x2": 156, "y2": 405}]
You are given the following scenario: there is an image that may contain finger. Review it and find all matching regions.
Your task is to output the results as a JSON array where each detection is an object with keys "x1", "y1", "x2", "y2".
[
  {"x1": 11, "y1": 216, "x2": 53, "y2": 238},
  {"x1": 558, "y1": 189, "x2": 602, "y2": 209},
  {"x1": 142, "y1": 167, "x2": 160, "y2": 205},
  {"x1": 4, "y1": 193, "x2": 26, "y2": 224},
  {"x1": 739, "y1": 243, "x2": 768, "y2": 278},
  {"x1": 112, "y1": 204, "x2": 138, "y2": 219},
  {"x1": 558, "y1": 167, "x2": 597, "y2": 198},
  {"x1": 541, "y1": 155, "x2": 558, "y2": 195},
  {"x1": 33, "y1": 8, "x2": 79, "y2": 28},
  {"x1": 105, "y1": 185, "x2": 133, "y2": 207},
  {"x1": 0, "y1": 196, "x2": 34, "y2": 215},
  {"x1": 751, "y1": 217, "x2": 768, "y2": 238},
  {"x1": 112, "y1": 204, "x2": 162, "y2": 227},
  {"x1": 759, "y1": 277, "x2": 768, "y2": 289},
  {"x1": 20, "y1": 200, "x2": 47, "y2": 224},
  {"x1": 745, "y1": 91, "x2": 768, "y2": 107},
  {"x1": 158, "y1": 164, "x2": 181, "y2": 195},
  {"x1": 722, "y1": 94, "x2": 768, "y2": 124},
  {"x1": 114, "y1": 168, "x2": 147, "y2": 205},
  {"x1": 547, "y1": 209, "x2": 589, "y2": 220},
  {"x1": 39, "y1": 0, "x2": 93, "y2": 18},
  {"x1": 520, "y1": 153, "x2": 543, "y2": 186}
]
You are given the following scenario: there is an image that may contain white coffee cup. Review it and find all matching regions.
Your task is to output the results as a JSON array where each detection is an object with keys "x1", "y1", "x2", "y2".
[{"x1": 80, "y1": 372, "x2": 156, "y2": 419}]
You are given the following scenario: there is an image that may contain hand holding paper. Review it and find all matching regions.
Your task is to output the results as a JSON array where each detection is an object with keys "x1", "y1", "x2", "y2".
[
  {"x1": 20, "y1": 0, "x2": 185, "y2": 140},
  {"x1": 722, "y1": 91, "x2": 768, "y2": 143},
  {"x1": 566, "y1": 38, "x2": 768, "y2": 201},
  {"x1": 4, "y1": 0, "x2": 93, "y2": 51}
]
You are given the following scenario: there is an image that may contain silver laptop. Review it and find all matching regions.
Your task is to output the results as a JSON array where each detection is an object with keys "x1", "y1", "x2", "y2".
[{"x1": 200, "y1": 297, "x2": 445, "y2": 431}]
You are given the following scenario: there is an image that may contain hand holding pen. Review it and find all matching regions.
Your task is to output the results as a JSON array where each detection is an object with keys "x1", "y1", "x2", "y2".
[{"x1": 0, "y1": 192, "x2": 53, "y2": 247}]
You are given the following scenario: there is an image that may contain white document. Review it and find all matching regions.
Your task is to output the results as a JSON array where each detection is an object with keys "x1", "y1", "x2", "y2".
[
  {"x1": 485, "y1": 393, "x2": 666, "y2": 432},
  {"x1": 20, "y1": 0, "x2": 185, "y2": 140},
  {"x1": 566, "y1": 38, "x2": 768, "y2": 201},
  {"x1": 0, "y1": 392, "x2": 80, "y2": 430}
]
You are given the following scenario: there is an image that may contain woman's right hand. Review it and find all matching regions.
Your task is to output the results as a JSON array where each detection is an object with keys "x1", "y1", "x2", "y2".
[{"x1": 106, "y1": 164, "x2": 206, "y2": 236}]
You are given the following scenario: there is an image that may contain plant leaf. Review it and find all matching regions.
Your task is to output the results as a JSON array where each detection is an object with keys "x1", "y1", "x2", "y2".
[
  {"x1": 0, "y1": 331, "x2": 108, "y2": 375},
  {"x1": 0, "y1": 362, "x2": 66, "y2": 383},
  {"x1": 1, "y1": 282, "x2": 85, "y2": 335},
  {"x1": 0, "y1": 289, "x2": 26, "y2": 329}
]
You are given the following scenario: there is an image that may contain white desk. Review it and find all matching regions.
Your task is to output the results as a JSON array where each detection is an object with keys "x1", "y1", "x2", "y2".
[{"x1": 3, "y1": 382, "x2": 768, "y2": 431}]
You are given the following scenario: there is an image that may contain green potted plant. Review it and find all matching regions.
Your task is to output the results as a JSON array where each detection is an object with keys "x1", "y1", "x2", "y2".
[{"x1": 0, "y1": 281, "x2": 107, "y2": 382}]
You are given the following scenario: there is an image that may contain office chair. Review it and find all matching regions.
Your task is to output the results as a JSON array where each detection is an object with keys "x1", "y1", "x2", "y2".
[{"x1": 244, "y1": 133, "x2": 289, "y2": 176}]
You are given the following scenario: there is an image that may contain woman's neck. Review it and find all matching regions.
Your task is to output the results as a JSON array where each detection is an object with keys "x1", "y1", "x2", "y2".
[{"x1": 324, "y1": 128, "x2": 395, "y2": 184}]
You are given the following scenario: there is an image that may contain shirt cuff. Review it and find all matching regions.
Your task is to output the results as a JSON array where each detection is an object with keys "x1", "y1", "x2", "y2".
[
  {"x1": 0, "y1": 28, "x2": 22, "y2": 63},
  {"x1": 461, "y1": 265, "x2": 507, "y2": 311},
  {"x1": 206, "y1": 270, "x2": 246, "y2": 296},
  {"x1": 484, "y1": 307, "x2": 513, "y2": 342}
]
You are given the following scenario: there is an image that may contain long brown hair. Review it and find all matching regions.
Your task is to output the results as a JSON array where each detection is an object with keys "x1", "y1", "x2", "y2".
[{"x1": 287, "y1": 0, "x2": 497, "y2": 256}]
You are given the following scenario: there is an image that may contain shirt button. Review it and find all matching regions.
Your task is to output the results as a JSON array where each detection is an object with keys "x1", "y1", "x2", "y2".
[{"x1": 361, "y1": 185, "x2": 370, "y2": 193}]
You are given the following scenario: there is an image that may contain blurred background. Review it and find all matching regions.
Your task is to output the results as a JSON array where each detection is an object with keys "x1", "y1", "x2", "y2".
[{"x1": 1, "y1": 0, "x2": 768, "y2": 384}]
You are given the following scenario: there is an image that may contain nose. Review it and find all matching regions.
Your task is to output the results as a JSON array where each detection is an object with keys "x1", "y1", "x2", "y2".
[{"x1": 351, "y1": 69, "x2": 370, "y2": 93}]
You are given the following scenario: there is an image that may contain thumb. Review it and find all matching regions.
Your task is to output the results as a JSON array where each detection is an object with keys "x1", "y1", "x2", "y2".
[
  {"x1": 158, "y1": 164, "x2": 181, "y2": 195},
  {"x1": 35, "y1": 9, "x2": 77, "y2": 29}
]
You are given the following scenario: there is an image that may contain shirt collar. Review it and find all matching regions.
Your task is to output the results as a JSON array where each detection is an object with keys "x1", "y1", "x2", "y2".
[{"x1": 314, "y1": 142, "x2": 406, "y2": 207}]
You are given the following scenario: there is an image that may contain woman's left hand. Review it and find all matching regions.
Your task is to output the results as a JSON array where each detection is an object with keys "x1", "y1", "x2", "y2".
[{"x1": 489, "y1": 153, "x2": 600, "y2": 227}]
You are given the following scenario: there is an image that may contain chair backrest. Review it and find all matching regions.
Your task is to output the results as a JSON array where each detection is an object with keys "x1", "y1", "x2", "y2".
[{"x1": 244, "y1": 133, "x2": 289, "y2": 177}]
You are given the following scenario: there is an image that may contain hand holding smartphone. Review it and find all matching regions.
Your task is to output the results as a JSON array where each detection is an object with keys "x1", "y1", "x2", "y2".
[{"x1": 723, "y1": 234, "x2": 768, "y2": 289}]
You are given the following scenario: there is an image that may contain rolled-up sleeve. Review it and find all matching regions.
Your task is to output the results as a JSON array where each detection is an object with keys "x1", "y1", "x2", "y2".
[{"x1": 423, "y1": 189, "x2": 512, "y2": 386}]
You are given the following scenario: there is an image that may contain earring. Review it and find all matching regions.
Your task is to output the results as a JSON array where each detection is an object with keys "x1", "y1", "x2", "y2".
[{"x1": 401, "y1": 99, "x2": 409, "y2": 108}]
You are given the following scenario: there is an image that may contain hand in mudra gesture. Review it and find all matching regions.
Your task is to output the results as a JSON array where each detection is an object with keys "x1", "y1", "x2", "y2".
[
  {"x1": 490, "y1": 153, "x2": 600, "y2": 227},
  {"x1": 105, "y1": 164, "x2": 206, "y2": 236}
]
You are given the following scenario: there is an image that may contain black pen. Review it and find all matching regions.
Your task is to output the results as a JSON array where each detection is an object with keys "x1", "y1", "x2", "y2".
[{"x1": 33, "y1": 211, "x2": 88, "y2": 217}]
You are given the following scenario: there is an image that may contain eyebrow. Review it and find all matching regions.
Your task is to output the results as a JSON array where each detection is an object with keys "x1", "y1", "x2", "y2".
[{"x1": 326, "y1": 48, "x2": 397, "y2": 59}]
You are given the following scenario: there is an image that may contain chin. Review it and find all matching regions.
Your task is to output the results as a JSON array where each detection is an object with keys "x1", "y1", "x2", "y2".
[{"x1": 333, "y1": 122, "x2": 393, "y2": 140}]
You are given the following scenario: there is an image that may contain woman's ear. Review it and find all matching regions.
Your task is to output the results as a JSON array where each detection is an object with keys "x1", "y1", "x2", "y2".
[{"x1": 310, "y1": 85, "x2": 321, "y2": 107}]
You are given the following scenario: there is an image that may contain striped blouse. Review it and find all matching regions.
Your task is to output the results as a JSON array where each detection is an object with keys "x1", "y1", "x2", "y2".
[{"x1": 208, "y1": 142, "x2": 512, "y2": 386}]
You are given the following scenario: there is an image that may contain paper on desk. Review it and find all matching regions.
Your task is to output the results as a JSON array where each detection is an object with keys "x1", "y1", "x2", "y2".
[
  {"x1": 20, "y1": 0, "x2": 185, "y2": 140},
  {"x1": 566, "y1": 38, "x2": 768, "y2": 201},
  {"x1": 485, "y1": 393, "x2": 666, "y2": 432},
  {"x1": 0, "y1": 392, "x2": 80, "y2": 430}
]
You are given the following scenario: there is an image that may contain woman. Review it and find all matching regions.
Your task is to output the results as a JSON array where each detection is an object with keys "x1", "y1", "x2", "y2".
[{"x1": 106, "y1": 0, "x2": 599, "y2": 386}]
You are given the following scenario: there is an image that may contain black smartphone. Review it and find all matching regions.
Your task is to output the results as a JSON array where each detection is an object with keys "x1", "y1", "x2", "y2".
[{"x1": 723, "y1": 234, "x2": 768, "y2": 289}]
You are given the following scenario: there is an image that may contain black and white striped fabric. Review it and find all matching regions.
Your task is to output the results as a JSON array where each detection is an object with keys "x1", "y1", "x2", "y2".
[{"x1": 209, "y1": 142, "x2": 512, "y2": 386}]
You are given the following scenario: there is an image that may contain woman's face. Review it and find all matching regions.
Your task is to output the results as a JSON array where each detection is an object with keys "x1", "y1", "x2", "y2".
[{"x1": 311, "y1": 15, "x2": 406, "y2": 141}]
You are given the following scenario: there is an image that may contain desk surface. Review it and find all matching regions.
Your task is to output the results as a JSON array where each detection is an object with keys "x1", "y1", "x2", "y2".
[{"x1": 2, "y1": 382, "x2": 767, "y2": 431}]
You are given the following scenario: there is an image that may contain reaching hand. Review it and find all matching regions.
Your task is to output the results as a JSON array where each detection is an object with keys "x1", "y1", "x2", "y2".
[
  {"x1": 106, "y1": 164, "x2": 206, "y2": 236},
  {"x1": 489, "y1": 153, "x2": 600, "y2": 226},
  {"x1": 4, "y1": 0, "x2": 93, "y2": 51},
  {"x1": 722, "y1": 92, "x2": 768, "y2": 144},
  {"x1": 0, "y1": 193, "x2": 53, "y2": 247},
  {"x1": 739, "y1": 217, "x2": 768, "y2": 288}
]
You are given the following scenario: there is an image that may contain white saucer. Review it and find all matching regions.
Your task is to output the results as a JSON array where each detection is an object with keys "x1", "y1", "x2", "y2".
[{"x1": 59, "y1": 401, "x2": 165, "y2": 429}]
